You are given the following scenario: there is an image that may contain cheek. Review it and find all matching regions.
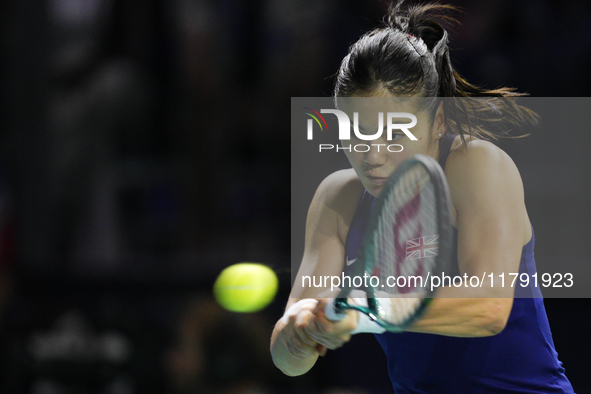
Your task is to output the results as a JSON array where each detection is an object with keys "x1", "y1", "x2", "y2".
[
  {"x1": 391, "y1": 151, "x2": 411, "y2": 164},
  {"x1": 403, "y1": 136, "x2": 432, "y2": 154}
]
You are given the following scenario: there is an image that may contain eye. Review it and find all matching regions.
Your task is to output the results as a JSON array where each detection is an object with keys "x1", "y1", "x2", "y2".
[{"x1": 388, "y1": 133, "x2": 405, "y2": 141}]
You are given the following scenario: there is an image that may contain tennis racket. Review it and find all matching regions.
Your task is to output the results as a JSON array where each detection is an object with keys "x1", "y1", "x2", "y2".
[{"x1": 325, "y1": 154, "x2": 453, "y2": 332}]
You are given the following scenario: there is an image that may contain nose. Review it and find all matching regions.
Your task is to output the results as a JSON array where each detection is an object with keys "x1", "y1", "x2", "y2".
[{"x1": 363, "y1": 144, "x2": 387, "y2": 166}]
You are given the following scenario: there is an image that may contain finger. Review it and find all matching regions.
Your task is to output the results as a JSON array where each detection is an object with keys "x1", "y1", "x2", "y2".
[
  {"x1": 313, "y1": 298, "x2": 328, "y2": 315},
  {"x1": 305, "y1": 329, "x2": 346, "y2": 350},
  {"x1": 316, "y1": 344, "x2": 328, "y2": 357},
  {"x1": 294, "y1": 326, "x2": 318, "y2": 348}
]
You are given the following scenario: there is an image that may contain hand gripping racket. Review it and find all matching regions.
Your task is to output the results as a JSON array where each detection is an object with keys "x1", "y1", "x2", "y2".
[{"x1": 325, "y1": 154, "x2": 453, "y2": 332}]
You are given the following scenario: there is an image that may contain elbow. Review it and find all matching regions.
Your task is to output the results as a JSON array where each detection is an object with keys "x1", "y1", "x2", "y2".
[
  {"x1": 484, "y1": 315, "x2": 507, "y2": 336},
  {"x1": 482, "y1": 298, "x2": 512, "y2": 336}
]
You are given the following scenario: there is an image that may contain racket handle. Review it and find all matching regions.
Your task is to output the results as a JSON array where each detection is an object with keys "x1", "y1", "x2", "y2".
[
  {"x1": 324, "y1": 298, "x2": 347, "y2": 321},
  {"x1": 324, "y1": 298, "x2": 387, "y2": 334}
]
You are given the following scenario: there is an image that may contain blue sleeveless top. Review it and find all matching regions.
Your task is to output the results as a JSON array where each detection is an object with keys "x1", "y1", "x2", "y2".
[{"x1": 344, "y1": 136, "x2": 574, "y2": 393}]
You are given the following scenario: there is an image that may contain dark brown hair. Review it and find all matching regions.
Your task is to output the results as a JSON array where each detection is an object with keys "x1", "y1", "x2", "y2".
[{"x1": 334, "y1": 1, "x2": 538, "y2": 144}]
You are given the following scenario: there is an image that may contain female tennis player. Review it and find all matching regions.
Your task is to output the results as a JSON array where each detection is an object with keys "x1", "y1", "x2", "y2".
[{"x1": 271, "y1": 2, "x2": 575, "y2": 393}]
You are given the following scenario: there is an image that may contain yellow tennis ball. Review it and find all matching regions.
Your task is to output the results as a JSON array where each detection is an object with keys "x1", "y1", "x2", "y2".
[{"x1": 213, "y1": 263, "x2": 278, "y2": 312}]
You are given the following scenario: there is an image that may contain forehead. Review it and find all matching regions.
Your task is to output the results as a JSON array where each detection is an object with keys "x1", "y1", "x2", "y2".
[
  {"x1": 337, "y1": 96, "x2": 420, "y2": 116},
  {"x1": 336, "y1": 97, "x2": 429, "y2": 128}
]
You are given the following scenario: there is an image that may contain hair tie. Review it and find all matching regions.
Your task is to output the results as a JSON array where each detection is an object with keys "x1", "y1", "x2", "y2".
[{"x1": 406, "y1": 33, "x2": 414, "y2": 38}]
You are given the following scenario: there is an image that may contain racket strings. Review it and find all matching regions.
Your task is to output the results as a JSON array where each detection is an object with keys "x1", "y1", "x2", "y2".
[
  {"x1": 337, "y1": 156, "x2": 452, "y2": 330},
  {"x1": 370, "y1": 165, "x2": 439, "y2": 300}
]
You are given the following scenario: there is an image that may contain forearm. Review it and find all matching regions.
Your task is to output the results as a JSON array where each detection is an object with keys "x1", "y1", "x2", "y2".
[
  {"x1": 270, "y1": 298, "x2": 359, "y2": 376},
  {"x1": 407, "y1": 286, "x2": 513, "y2": 337}
]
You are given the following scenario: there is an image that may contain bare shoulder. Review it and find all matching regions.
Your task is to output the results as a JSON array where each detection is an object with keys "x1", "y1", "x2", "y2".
[
  {"x1": 445, "y1": 139, "x2": 523, "y2": 199},
  {"x1": 447, "y1": 138, "x2": 519, "y2": 172},
  {"x1": 310, "y1": 168, "x2": 365, "y2": 243},
  {"x1": 444, "y1": 138, "x2": 531, "y2": 244}
]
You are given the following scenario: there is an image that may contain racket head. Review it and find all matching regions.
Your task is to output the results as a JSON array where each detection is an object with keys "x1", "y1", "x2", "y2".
[{"x1": 334, "y1": 154, "x2": 453, "y2": 331}]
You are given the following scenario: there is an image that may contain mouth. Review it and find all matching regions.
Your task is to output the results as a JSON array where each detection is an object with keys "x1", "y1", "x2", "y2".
[{"x1": 365, "y1": 175, "x2": 388, "y2": 186}]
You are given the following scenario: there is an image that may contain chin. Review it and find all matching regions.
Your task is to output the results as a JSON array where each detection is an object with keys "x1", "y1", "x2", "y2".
[{"x1": 364, "y1": 184, "x2": 382, "y2": 198}]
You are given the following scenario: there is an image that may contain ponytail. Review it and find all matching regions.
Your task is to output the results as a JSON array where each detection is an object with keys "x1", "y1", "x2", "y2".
[{"x1": 335, "y1": 1, "x2": 539, "y2": 144}]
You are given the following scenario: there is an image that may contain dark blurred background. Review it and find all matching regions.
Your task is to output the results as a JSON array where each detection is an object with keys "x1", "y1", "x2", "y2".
[{"x1": 0, "y1": 0, "x2": 590, "y2": 393}]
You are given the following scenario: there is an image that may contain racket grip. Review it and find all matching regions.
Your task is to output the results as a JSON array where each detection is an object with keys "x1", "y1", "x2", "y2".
[{"x1": 324, "y1": 298, "x2": 347, "y2": 321}]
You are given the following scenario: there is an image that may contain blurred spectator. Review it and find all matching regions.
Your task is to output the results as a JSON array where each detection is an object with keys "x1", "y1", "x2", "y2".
[
  {"x1": 0, "y1": 292, "x2": 169, "y2": 393},
  {"x1": 164, "y1": 294, "x2": 276, "y2": 394}
]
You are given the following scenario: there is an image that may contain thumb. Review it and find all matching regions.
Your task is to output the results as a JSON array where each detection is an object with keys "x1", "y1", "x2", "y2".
[
  {"x1": 315, "y1": 343, "x2": 328, "y2": 357},
  {"x1": 313, "y1": 298, "x2": 328, "y2": 316}
]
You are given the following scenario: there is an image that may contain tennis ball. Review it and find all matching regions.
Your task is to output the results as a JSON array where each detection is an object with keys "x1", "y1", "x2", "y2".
[{"x1": 213, "y1": 263, "x2": 278, "y2": 313}]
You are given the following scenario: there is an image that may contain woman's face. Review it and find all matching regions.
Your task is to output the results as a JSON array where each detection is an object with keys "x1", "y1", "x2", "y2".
[{"x1": 339, "y1": 96, "x2": 445, "y2": 197}]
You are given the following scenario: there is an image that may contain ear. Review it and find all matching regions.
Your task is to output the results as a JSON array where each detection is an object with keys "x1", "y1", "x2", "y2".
[{"x1": 433, "y1": 101, "x2": 446, "y2": 139}]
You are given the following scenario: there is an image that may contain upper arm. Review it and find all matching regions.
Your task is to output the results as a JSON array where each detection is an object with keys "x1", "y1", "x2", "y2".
[
  {"x1": 446, "y1": 140, "x2": 527, "y2": 297},
  {"x1": 290, "y1": 169, "x2": 364, "y2": 301}
]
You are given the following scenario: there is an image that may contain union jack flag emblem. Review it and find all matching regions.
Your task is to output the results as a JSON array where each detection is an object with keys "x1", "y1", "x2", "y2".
[{"x1": 405, "y1": 235, "x2": 439, "y2": 261}]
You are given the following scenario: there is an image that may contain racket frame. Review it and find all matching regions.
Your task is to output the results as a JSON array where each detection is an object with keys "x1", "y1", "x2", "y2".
[{"x1": 331, "y1": 154, "x2": 453, "y2": 332}]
